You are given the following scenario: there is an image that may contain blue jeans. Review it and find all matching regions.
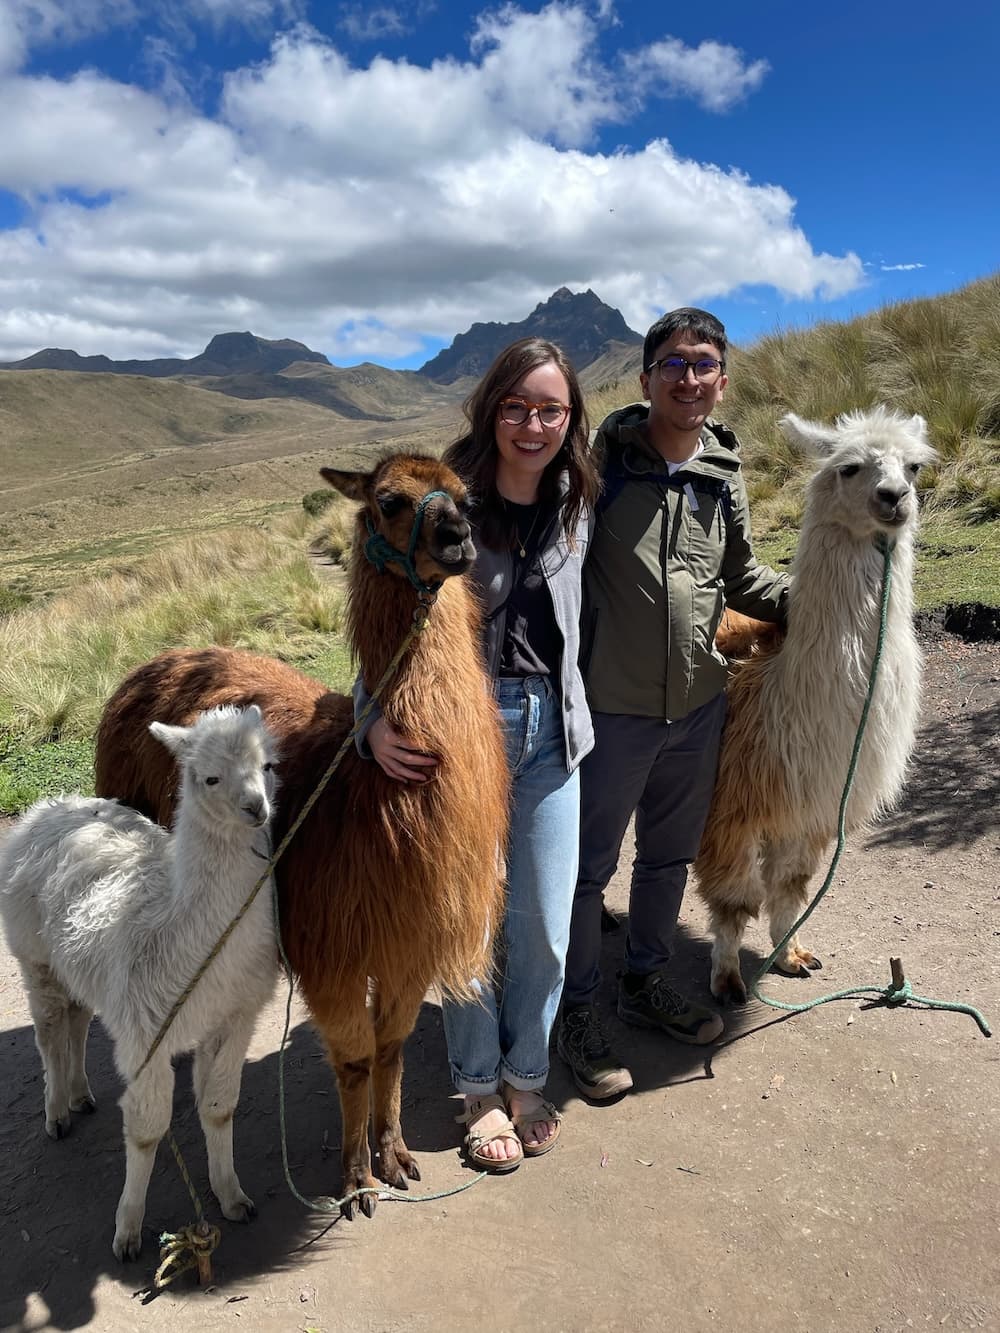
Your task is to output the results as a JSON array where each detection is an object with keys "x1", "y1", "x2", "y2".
[{"x1": 443, "y1": 675, "x2": 580, "y2": 1095}]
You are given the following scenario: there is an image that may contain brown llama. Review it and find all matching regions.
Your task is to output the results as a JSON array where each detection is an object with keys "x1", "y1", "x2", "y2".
[{"x1": 94, "y1": 453, "x2": 509, "y2": 1218}]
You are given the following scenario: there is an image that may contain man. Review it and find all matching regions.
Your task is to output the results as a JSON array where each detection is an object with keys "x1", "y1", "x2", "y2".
[{"x1": 557, "y1": 308, "x2": 789, "y2": 1099}]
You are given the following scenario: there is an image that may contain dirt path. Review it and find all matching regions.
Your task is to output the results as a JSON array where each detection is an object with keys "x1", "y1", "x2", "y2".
[{"x1": 1, "y1": 634, "x2": 997, "y2": 1333}]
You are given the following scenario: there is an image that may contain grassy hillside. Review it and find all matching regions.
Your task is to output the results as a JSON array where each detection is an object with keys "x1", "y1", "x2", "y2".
[
  {"x1": 0, "y1": 513, "x2": 353, "y2": 811},
  {"x1": 191, "y1": 359, "x2": 461, "y2": 419},
  {"x1": 587, "y1": 275, "x2": 1000, "y2": 604},
  {"x1": 0, "y1": 370, "x2": 337, "y2": 490},
  {"x1": 0, "y1": 367, "x2": 464, "y2": 595},
  {"x1": 1, "y1": 278, "x2": 997, "y2": 811}
]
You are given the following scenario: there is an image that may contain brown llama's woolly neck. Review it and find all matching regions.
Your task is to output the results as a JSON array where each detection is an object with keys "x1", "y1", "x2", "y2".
[{"x1": 347, "y1": 553, "x2": 478, "y2": 692}]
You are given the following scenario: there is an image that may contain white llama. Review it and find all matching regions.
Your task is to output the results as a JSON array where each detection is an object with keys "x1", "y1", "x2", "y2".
[
  {"x1": 695, "y1": 406, "x2": 937, "y2": 1003},
  {"x1": 0, "y1": 705, "x2": 279, "y2": 1261}
]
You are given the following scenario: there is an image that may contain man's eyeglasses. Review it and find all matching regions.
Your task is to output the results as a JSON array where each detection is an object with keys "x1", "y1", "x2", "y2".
[
  {"x1": 498, "y1": 398, "x2": 570, "y2": 427},
  {"x1": 646, "y1": 356, "x2": 724, "y2": 384}
]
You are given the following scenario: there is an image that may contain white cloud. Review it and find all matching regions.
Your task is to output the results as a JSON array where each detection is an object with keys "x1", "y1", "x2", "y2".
[
  {"x1": 0, "y1": 5, "x2": 861, "y2": 363},
  {"x1": 183, "y1": 0, "x2": 301, "y2": 24},
  {"x1": 0, "y1": 0, "x2": 137, "y2": 74},
  {"x1": 625, "y1": 38, "x2": 770, "y2": 113},
  {"x1": 880, "y1": 262, "x2": 926, "y2": 272},
  {"x1": 339, "y1": 6, "x2": 408, "y2": 42},
  {"x1": 0, "y1": 0, "x2": 302, "y2": 74}
]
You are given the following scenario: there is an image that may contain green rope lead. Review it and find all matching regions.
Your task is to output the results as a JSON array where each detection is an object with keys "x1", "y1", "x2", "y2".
[
  {"x1": 749, "y1": 538, "x2": 992, "y2": 1039},
  {"x1": 271, "y1": 880, "x2": 487, "y2": 1214}
]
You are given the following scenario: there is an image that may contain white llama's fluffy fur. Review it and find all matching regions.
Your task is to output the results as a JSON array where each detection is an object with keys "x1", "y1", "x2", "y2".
[
  {"x1": 695, "y1": 406, "x2": 937, "y2": 1002},
  {"x1": 0, "y1": 705, "x2": 279, "y2": 1261}
]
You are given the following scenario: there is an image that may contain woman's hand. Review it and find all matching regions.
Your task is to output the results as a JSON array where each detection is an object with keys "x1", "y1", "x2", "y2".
[{"x1": 368, "y1": 718, "x2": 439, "y2": 783}]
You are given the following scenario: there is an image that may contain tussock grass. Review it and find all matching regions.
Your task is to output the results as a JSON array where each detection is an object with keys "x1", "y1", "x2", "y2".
[
  {"x1": 307, "y1": 493, "x2": 357, "y2": 564},
  {"x1": 583, "y1": 275, "x2": 1000, "y2": 606},
  {"x1": 0, "y1": 524, "x2": 349, "y2": 744},
  {"x1": 585, "y1": 275, "x2": 1000, "y2": 564}
]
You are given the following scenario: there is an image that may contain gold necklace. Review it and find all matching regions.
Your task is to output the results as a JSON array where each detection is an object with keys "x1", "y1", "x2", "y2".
[{"x1": 513, "y1": 505, "x2": 540, "y2": 558}]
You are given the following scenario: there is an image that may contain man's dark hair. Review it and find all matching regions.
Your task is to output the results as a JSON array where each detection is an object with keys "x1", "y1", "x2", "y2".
[{"x1": 643, "y1": 307, "x2": 728, "y2": 371}]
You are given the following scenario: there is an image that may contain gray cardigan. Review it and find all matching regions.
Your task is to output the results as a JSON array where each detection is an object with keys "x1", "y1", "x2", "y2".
[{"x1": 353, "y1": 503, "x2": 595, "y2": 773}]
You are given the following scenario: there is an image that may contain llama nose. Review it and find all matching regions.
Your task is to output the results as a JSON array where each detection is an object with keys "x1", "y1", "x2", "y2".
[
  {"x1": 877, "y1": 484, "x2": 909, "y2": 507},
  {"x1": 437, "y1": 516, "x2": 471, "y2": 545},
  {"x1": 242, "y1": 797, "x2": 267, "y2": 825}
]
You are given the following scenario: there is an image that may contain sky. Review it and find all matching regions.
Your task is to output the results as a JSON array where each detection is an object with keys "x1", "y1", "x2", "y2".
[{"x1": 0, "y1": 0, "x2": 997, "y2": 370}]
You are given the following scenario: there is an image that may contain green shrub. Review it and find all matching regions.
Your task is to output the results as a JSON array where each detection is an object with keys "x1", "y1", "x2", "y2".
[
  {"x1": 0, "y1": 730, "x2": 95, "y2": 814},
  {"x1": 0, "y1": 583, "x2": 32, "y2": 617},
  {"x1": 302, "y1": 488, "x2": 336, "y2": 517}
]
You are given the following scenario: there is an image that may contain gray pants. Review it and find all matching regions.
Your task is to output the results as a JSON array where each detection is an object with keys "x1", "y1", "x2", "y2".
[{"x1": 562, "y1": 693, "x2": 727, "y2": 1009}]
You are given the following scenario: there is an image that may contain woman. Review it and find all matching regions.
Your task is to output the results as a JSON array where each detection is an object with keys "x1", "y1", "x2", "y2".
[{"x1": 365, "y1": 337, "x2": 599, "y2": 1170}]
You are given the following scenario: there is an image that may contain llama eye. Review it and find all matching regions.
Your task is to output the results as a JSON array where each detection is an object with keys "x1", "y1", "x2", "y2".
[
  {"x1": 907, "y1": 463, "x2": 921, "y2": 474},
  {"x1": 839, "y1": 464, "x2": 860, "y2": 478},
  {"x1": 263, "y1": 762, "x2": 273, "y2": 772},
  {"x1": 377, "y1": 494, "x2": 405, "y2": 517},
  {"x1": 205, "y1": 776, "x2": 220, "y2": 786}
]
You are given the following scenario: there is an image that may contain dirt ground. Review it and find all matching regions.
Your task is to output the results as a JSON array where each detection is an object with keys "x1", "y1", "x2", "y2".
[{"x1": 1, "y1": 632, "x2": 997, "y2": 1333}]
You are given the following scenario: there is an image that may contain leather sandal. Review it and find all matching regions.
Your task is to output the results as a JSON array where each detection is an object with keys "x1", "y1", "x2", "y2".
[
  {"x1": 456, "y1": 1094, "x2": 523, "y2": 1173},
  {"x1": 501, "y1": 1085, "x2": 562, "y2": 1158}
]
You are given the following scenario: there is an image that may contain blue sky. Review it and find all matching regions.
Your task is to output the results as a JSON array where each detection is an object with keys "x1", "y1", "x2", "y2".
[{"x1": 0, "y1": 0, "x2": 996, "y2": 368}]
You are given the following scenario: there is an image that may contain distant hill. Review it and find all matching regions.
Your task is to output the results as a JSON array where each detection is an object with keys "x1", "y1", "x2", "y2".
[
  {"x1": 0, "y1": 331, "x2": 330, "y2": 379},
  {"x1": 0, "y1": 332, "x2": 461, "y2": 422},
  {"x1": 186, "y1": 360, "x2": 457, "y2": 421},
  {"x1": 419, "y1": 287, "x2": 642, "y2": 383},
  {"x1": 0, "y1": 370, "x2": 340, "y2": 494},
  {"x1": 578, "y1": 340, "x2": 645, "y2": 392}
]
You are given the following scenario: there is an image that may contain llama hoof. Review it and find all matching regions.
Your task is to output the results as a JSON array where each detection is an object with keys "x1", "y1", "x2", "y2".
[
  {"x1": 340, "y1": 1193, "x2": 377, "y2": 1221},
  {"x1": 773, "y1": 951, "x2": 821, "y2": 978},
  {"x1": 45, "y1": 1114, "x2": 73, "y2": 1140},
  {"x1": 381, "y1": 1161, "x2": 419, "y2": 1190},
  {"x1": 70, "y1": 1093, "x2": 97, "y2": 1114},
  {"x1": 378, "y1": 1145, "x2": 421, "y2": 1188},
  {"x1": 113, "y1": 1228, "x2": 143, "y2": 1262},
  {"x1": 221, "y1": 1194, "x2": 256, "y2": 1224},
  {"x1": 340, "y1": 1174, "x2": 379, "y2": 1221},
  {"x1": 772, "y1": 959, "x2": 809, "y2": 978},
  {"x1": 711, "y1": 972, "x2": 748, "y2": 1006}
]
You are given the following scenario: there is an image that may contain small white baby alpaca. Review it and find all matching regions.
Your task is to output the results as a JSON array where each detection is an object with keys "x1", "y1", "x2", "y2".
[{"x1": 0, "y1": 705, "x2": 279, "y2": 1261}]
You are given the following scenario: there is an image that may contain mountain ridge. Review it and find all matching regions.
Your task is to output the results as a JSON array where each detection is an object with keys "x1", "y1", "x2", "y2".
[
  {"x1": 0, "y1": 331, "x2": 331, "y2": 379},
  {"x1": 419, "y1": 287, "x2": 642, "y2": 383}
]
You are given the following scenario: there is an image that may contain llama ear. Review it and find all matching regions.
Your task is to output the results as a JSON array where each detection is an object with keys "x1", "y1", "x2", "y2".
[
  {"x1": 244, "y1": 703, "x2": 263, "y2": 726},
  {"x1": 320, "y1": 467, "x2": 371, "y2": 501},
  {"x1": 149, "y1": 720, "x2": 192, "y2": 756},
  {"x1": 778, "y1": 413, "x2": 839, "y2": 456},
  {"x1": 908, "y1": 413, "x2": 929, "y2": 439}
]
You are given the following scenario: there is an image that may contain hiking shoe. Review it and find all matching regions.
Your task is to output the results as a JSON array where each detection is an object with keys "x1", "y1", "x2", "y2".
[
  {"x1": 557, "y1": 1005, "x2": 633, "y2": 1100},
  {"x1": 617, "y1": 970, "x2": 724, "y2": 1045}
]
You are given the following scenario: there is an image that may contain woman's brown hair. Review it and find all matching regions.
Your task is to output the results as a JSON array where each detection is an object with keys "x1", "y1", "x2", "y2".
[{"x1": 443, "y1": 336, "x2": 599, "y2": 550}]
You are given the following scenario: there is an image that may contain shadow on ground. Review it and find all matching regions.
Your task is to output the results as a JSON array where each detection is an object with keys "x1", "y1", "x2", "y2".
[
  {"x1": 866, "y1": 696, "x2": 999, "y2": 852},
  {"x1": 0, "y1": 916, "x2": 768, "y2": 1331}
]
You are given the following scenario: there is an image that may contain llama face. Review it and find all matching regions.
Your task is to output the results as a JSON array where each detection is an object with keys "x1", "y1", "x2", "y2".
[
  {"x1": 781, "y1": 407, "x2": 937, "y2": 542},
  {"x1": 149, "y1": 705, "x2": 277, "y2": 829},
  {"x1": 320, "y1": 455, "x2": 476, "y2": 584}
]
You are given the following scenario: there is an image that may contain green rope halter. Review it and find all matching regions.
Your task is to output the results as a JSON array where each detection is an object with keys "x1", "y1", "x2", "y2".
[{"x1": 364, "y1": 488, "x2": 451, "y2": 594}]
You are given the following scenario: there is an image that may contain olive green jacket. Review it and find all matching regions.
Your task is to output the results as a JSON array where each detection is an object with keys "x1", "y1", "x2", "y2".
[{"x1": 582, "y1": 403, "x2": 789, "y2": 720}]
